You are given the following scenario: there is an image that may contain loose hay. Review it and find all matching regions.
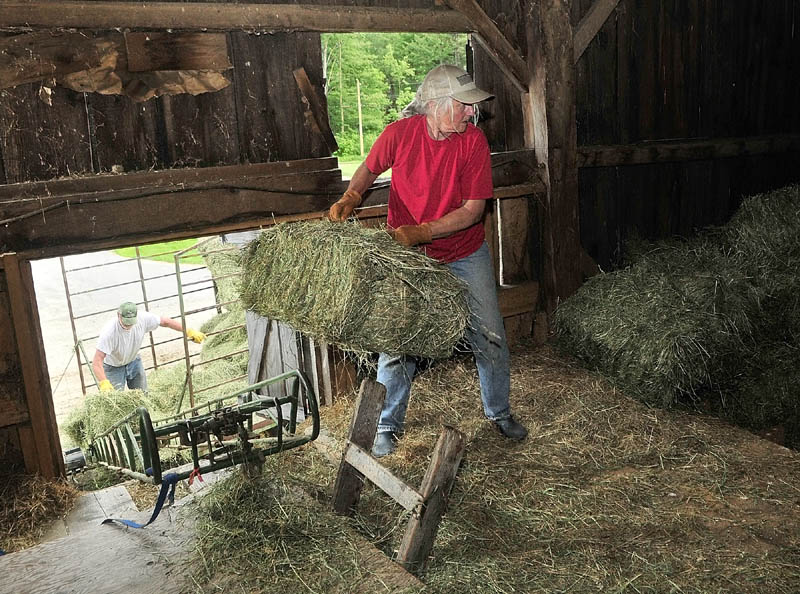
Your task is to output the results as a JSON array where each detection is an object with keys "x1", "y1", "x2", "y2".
[
  {"x1": 62, "y1": 388, "x2": 164, "y2": 447},
  {"x1": 190, "y1": 344, "x2": 800, "y2": 593},
  {"x1": 240, "y1": 220, "x2": 470, "y2": 361},
  {"x1": 0, "y1": 474, "x2": 78, "y2": 552}
]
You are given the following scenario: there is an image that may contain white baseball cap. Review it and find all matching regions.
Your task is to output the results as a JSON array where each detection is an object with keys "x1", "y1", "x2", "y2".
[{"x1": 417, "y1": 65, "x2": 494, "y2": 104}]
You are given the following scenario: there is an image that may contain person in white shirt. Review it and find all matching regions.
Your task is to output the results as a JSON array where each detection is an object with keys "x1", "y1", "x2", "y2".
[{"x1": 92, "y1": 301, "x2": 206, "y2": 392}]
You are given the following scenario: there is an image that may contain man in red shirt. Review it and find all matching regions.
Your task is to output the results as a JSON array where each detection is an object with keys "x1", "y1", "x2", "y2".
[{"x1": 330, "y1": 64, "x2": 528, "y2": 457}]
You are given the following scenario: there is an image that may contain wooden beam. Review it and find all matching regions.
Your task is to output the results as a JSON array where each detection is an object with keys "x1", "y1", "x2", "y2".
[
  {"x1": 0, "y1": 30, "x2": 119, "y2": 90},
  {"x1": 573, "y1": 0, "x2": 621, "y2": 63},
  {"x1": 524, "y1": 0, "x2": 583, "y2": 314},
  {"x1": 293, "y1": 67, "x2": 339, "y2": 154},
  {"x1": 396, "y1": 426, "x2": 465, "y2": 574},
  {"x1": 445, "y1": 0, "x2": 529, "y2": 92},
  {"x1": 333, "y1": 379, "x2": 386, "y2": 516},
  {"x1": 124, "y1": 32, "x2": 231, "y2": 72},
  {"x1": 343, "y1": 442, "x2": 424, "y2": 513},
  {"x1": 0, "y1": 2, "x2": 472, "y2": 33},
  {"x1": 577, "y1": 134, "x2": 800, "y2": 167},
  {"x1": 0, "y1": 158, "x2": 341, "y2": 257},
  {"x1": 3, "y1": 254, "x2": 64, "y2": 478}
]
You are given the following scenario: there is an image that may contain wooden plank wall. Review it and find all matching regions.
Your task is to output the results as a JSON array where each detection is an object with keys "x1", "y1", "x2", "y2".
[
  {"x1": 0, "y1": 31, "x2": 329, "y2": 182},
  {"x1": 474, "y1": 0, "x2": 800, "y2": 273},
  {"x1": 0, "y1": 25, "x2": 331, "y2": 476},
  {"x1": 572, "y1": 0, "x2": 800, "y2": 269}
]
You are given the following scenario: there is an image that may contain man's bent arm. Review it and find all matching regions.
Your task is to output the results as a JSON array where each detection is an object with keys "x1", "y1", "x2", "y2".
[
  {"x1": 159, "y1": 316, "x2": 185, "y2": 332},
  {"x1": 426, "y1": 199, "x2": 486, "y2": 239}
]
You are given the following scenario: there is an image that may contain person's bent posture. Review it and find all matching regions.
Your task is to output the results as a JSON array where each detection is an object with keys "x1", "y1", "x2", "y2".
[
  {"x1": 328, "y1": 65, "x2": 528, "y2": 457},
  {"x1": 92, "y1": 301, "x2": 205, "y2": 392}
]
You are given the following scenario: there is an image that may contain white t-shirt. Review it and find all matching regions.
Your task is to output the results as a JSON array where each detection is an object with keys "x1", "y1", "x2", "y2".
[{"x1": 96, "y1": 311, "x2": 161, "y2": 367}]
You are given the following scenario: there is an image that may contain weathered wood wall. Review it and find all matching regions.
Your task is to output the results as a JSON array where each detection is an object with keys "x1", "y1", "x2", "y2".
[
  {"x1": 0, "y1": 31, "x2": 329, "y2": 181},
  {"x1": 576, "y1": 0, "x2": 800, "y2": 268},
  {"x1": 475, "y1": 0, "x2": 800, "y2": 271}
]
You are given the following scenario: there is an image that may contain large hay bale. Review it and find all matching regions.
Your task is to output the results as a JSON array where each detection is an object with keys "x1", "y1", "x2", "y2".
[
  {"x1": 555, "y1": 184, "x2": 800, "y2": 414},
  {"x1": 240, "y1": 220, "x2": 469, "y2": 360}
]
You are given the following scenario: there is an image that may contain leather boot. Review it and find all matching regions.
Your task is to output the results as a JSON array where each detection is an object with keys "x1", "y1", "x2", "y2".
[
  {"x1": 493, "y1": 416, "x2": 528, "y2": 440},
  {"x1": 372, "y1": 431, "x2": 399, "y2": 458}
]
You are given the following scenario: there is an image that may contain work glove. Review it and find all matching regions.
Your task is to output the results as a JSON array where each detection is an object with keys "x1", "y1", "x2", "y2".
[
  {"x1": 186, "y1": 328, "x2": 206, "y2": 344},
  {"x1": 391, "y1": 223, "x2": 433, "y2": 247},
  {"x1": 99, "y1": 379, "x2": 114, "y2": 392},
  {"x1": 328, "y1": 189, "x2": 362, "y2": 222}
]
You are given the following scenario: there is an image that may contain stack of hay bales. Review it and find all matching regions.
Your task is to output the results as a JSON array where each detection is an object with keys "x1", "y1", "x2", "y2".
[
  {"x1": 240, "y1": 220, "x2": 470, "y2": 361},
  {"x1": 555, "y1": 184, "x2": 800, "y2": 444}
]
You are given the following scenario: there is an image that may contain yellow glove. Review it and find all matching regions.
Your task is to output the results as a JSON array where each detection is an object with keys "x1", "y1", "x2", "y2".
[
  {"x1": 99, "y1": 379, "x2": 114, "y2": 392},
  {"x1": 391, "y1": 223, "x2": 433, "y2": 247},
  {"x1": 328, "y1": 189, "x2": 362, "y2": 222},
  {"x1": 187, "y1": 328, "x2": 206, "y2": 344}
]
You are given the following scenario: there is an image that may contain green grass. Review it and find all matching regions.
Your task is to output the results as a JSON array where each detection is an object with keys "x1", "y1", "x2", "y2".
[
  {"x1": 337, "y1": 158, "x2": 391, "y2": 180},
  {"x1": 114, "y1": 239, "x2": 204, "y2": 264}
]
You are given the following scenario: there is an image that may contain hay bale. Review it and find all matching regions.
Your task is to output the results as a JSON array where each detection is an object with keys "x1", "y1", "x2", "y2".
[
  {"x1": 198, "y1": 237, "x2": 245, "y2": 308},
  {"x1": 555, "y1": 184, "x2": 800, "y2": 411},
  {"x1": 240, "y1": 220, "x2": 469, "y2": 360},
  {"x1": 62, "y1": 388, "x2": 165, "y2": 447}
]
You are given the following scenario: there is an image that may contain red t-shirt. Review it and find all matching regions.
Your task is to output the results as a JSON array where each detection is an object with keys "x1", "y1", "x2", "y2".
[{"x1": 365, "y1": 115, "x2": 493, "y2": 263}]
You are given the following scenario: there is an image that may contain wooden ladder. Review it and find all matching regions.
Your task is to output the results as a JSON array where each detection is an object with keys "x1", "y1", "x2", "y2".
[{"x1": 332, "y1": 378, "x2": 465, "y2": 575}]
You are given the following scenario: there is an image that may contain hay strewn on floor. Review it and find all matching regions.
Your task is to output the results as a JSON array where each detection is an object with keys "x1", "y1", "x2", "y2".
[
  {"x1": 0, "y1": 474, "x2": 78, "y2": 553},
  {"x1": 240, "y1": 220, "x2": 470, "y2": 361},
  {"x1": 189, "y1": 344, "x2": 800, "y2": 593},
  {"x1": 555, "y1": 184, "x2": 800, "y2": 444}
]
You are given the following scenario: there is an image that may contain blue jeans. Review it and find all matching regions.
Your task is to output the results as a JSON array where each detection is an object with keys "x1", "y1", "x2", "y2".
[
  {"x1": 377, "y1": 242, "x2": 511, "y2": 433},
  {"x1": 103, "y1": 356, "x2": 147, "y2": 391}
]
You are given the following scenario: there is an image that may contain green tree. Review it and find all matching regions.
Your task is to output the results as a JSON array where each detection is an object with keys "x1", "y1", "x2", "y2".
[{"x1": 322, "y1": 33, "x2": 469, "y2": 159}]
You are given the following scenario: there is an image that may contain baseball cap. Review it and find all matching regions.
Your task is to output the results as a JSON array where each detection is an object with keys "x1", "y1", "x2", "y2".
[
  {"x1": 417, "y1": 65, "x2": 494, "y2": 104},
  {"x1": 118, "y1": 302, "x2": 138, "y2": 326}
]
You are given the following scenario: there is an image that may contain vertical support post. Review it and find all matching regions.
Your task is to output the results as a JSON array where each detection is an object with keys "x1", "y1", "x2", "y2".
[
  {"x1": 333, "y1": 378, "x2": 386, "y2": 515},
  {"x1": 59, "y1": 256, "x2": 88, "y2": 394},
  {"x1": 523, "y1": 0, "x2": 583, "y2": 314},
  {"x1": 396, "y1": 426, "x2": 465, "y2": 573},
  {"x1": 4, "y1": 253, "x2": 64, "y2": 477},
  {"x1": 135, "y1": 246, "x2": 158, "y2": 369},
  {"x1": 174, "y1": 251, "x2": 195, "y2": 408},
  {"x1": 356, "y1": 78, "x2": 365, "y2": 157}
]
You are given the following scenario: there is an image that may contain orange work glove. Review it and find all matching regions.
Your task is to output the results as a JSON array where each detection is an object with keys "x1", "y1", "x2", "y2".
[
  {"x1": 328, "y1": 189, "x2": 362, "y2": 222},
  {"x1": 391, "y1": 223, "x2": 433, "y2": 247}
]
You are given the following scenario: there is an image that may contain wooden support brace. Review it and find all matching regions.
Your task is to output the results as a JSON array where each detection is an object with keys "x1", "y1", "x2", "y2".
[
  {"x1": 444, "y1": 0, "x2": 529, "y2": 92},
  {"x1": 573, "y1": 0, "x2": 621, "y2": 63},
  {"x1": 396, "y1": 426, "x2": 465, "y2": 574},
  {"x1": 332, "y1": 378, "x2": 386, "y2": 515},
  {"x1": 333, "y1": 378, "x2": 466, "y2": 576}
]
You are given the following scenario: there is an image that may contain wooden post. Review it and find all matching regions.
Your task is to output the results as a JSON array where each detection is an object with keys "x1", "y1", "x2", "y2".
[
  {"x1": 332, "y1": 378, "x2": 385, "y2": 515},
  {"x1": 396, "y1": 426, "x2": 465, "y2": 573},
  {"x1": 522, "y1": 0, "x2": 582, "y2": 314},
  {"x1": 3, "y1": 253, "x2": 64, "y2": 477},
  {"x1": 356, "y1": 78, "x2": 364, "y2": 157}
]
